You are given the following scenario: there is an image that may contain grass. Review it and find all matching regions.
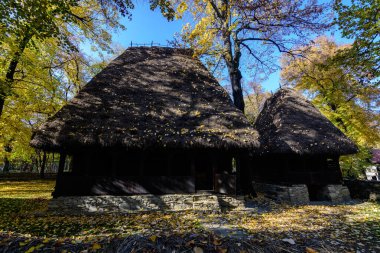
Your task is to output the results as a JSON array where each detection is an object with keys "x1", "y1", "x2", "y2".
[
  {"x1": 0, "y1": 180, "x2": 55, "y2": 199},
  {"x1": 0, "y1": 180, "x2": 379, "y2": 252}
]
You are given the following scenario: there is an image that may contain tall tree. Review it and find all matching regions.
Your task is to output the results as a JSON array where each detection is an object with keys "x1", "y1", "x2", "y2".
[
  {"x1": 169, "y1": 0, "x2": 331, "y2": 112},
  {"x1": 0, "y1": 34, "x2": 104, "y2": 173},
  {"x1": 281, "y1": 36, "x2": 380, "y2": 177},
  {"x1": 0, "y1": 40, "x2": 66, "y2": 167},
  {"x1": 0, "y1": 0, "x2": 134, "y2": 117}
]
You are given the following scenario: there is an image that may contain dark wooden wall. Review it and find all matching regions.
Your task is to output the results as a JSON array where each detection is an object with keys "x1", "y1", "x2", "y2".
[
  {"x1": 250, "y1": 154, "x2": 343, "y2": 186},
  {"x1": 54, "y1": 149, "x2": 242, "y2": 197}
]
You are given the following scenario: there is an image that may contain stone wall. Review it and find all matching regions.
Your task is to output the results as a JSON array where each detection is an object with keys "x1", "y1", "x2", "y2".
[
  {"x1": 253, "y1": 182, "x2": 352, "y2": 204},
  {"x1": 318, "y1": 185, "x2": 351, "y2": 202},
  {"x1": 253, "y1": 182, "x2": 310, "y2": 204},
  {"x1": 48, "y1": 193, "x2": 246, "y2": 215},
  {"x1": 344, "y1": 180, "x2": 380, "y2": 201}
]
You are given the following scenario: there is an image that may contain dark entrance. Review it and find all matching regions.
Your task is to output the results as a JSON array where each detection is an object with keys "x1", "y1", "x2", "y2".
[{"x1": 194, "y1": 154, "x2": 214, "y2": 191}]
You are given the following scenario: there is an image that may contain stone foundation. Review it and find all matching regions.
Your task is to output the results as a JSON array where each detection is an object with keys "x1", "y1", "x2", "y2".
[
  {"x1": 253, "y1": 182, "x2": 310, "y2": 204},
  {"x1": 48, "y1": 193, "x2": 246, "y2": 214},
  {"x1": 344, "y1": 180, "x2": 380, "y2": 201},
  {"x1": 319, "y1": 185, "x2": 351, "y2": 202}
]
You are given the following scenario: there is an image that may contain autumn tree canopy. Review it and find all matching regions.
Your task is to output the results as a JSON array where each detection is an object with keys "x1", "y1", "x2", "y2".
[
  {"x1": 168, "y1": 0, "x2": 331, "y2": 112},
  {"x1": 0, "y1": 0, "x2": 137, "y2": 116},
  {"x1": 0, "y1": 0, "x2": 133, "y2": 171}
]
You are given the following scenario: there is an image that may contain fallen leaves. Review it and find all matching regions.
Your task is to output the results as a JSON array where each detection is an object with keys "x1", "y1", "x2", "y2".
[
  {"x1": 193, "y1": 246, "x2": 204, "y2": 253},
  {"x1": 91, "y1": 243, "x2": 101, "y2": 250},
  {"x1": 149, "y1": 235, "x2": 157, "y2": 242},
  {"x1": 306, "y1": 247, "x2": 318, "y2": 253},
  {"x1": 0, "y1": 180, "x2": 380, "y2": 252}
]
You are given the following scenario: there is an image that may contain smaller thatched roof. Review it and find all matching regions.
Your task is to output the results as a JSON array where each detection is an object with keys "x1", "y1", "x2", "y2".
[
  {"x1": 30, "y1": 47, "x2": 259, "y2": 152},
  {"x1": 254, "y1": 88, "x2": 358, "y2": 155}
]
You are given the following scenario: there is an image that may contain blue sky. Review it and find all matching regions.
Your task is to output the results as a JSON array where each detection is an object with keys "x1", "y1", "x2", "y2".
[
  {"x1": 111, "y1": 1, "x2": 184, "y2": 47},
  {"x1": 108, "y1": 0, "x2": 352, "y2": 93}
]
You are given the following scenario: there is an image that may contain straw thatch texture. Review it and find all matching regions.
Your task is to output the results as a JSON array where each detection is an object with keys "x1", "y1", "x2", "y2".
[
  {"x1": 254, "y1": 88, "x2": 358, "y2": 155},
  {"x1": 31, "y1": 47, "x2": 259, "y2": 152}
]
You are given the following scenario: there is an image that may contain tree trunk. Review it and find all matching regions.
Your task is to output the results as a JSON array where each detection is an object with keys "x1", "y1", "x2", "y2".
[
  {"x1": 231, "y1": 35, "x2": 245, "y2": 112},
  {"x1": 0, "y1": 97, "x2": 4, "y2": 117},
  {"x1": 229, "y1": 69, "x2": 245, "y2": 112},
  {"x1": 3, "y1": 158, "x2": 10, "y2": 173},
  {"x1": 40, "y1": 151, "x2": 47, "y2": 179},
  {"x1": 0, "y1": 30, "x2": 32, "y2": 117},
  {"x1": 222, "y1": 30, "x2": 245, "y2": 112},
  {"x1": 2, "y1": 142, "x2": 12, "y2": 173}
]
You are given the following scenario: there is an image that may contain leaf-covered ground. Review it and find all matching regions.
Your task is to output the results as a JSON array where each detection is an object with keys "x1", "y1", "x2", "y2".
[
  {"x1": 0, "y1": 180, "x2": 379, "y2": 252},
  {"x1": 0, "y1": 180, "x2": 55, "y2": 199}
]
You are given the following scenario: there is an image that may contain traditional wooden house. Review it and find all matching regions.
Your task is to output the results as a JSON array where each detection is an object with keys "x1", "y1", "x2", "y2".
[
  {"x1": 30, "y1": 47, "x2": 259, "y2": 197},
  {"x1": 253, "y1": 88, "x2": 358, "y2": 200}
]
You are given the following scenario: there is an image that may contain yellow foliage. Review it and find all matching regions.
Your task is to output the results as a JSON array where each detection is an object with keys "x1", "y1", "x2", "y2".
[{"x1": 176, "y1": 2, "x2": 188, "y2": 18}]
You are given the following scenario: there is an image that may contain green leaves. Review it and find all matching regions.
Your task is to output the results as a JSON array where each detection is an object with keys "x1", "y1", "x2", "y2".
[{"x1": 334, "y1": 0, "x2": 380, "y2": 86}]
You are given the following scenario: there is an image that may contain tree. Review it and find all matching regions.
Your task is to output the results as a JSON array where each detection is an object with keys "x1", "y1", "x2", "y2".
[
  {"x1": 170, "y1": 0, "x2": 331, "y2": 112},
  {"x1": 281, "y1": 36, "x2": 380, "y2": 177},
  {"x1": 0, "y1": 34, "x2": 106, "y2": 174},
  {"x1": 0, "y1": 41, "x2": 67, "y2": 170},
  {"x1": 244, "y1": 82, "x2": 270, "y2": 123},
  {"x1": 0, "y1": 0, "x2": 135, "y2": 117},
  {"x1": 334, "y1": 0, "x2": 379, "y2": 86}
]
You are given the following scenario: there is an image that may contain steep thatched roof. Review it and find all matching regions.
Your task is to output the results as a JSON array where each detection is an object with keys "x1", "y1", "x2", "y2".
[
  {"x1": 30, "y1": 47, "x2": 259, "y2": 152},
  {"x1": 254, "y1": 88, "x2": 358, "y2": 155}
]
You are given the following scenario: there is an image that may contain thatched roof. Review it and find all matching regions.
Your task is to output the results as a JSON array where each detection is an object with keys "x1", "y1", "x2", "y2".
[
  {"x1": 254, "y1": 88, "x2": 358, "y2": 155},
  {"x1": 30, "y1": 47, "x2": 259, "y2": 152}
]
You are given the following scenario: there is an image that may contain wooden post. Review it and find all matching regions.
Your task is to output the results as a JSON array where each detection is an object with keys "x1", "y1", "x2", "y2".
[
  {"x1": 40, "y1": 151, "x2": 47, "y2": 179},
  {"x1": 212, "y1": 153, "x2": 217, "y2": 192},
  {"x1": 235, "y1": 153, "x2": 242, "y2": 195},
  {"x1": 190, "y1": 157, "x2": 196, "y2": 191},
  {"x1": 58, "y1": 153, "x2": 66, "y2": 176},
  {"x1": 53, "y1": 152, "x2": 66, "y2": 198},
  {"x1": 167, "y1": 152, "x2": 173, "y2": 176},
  {"x1": 111, "y1": 151, "x2": 117, "y2": 177},
  {"x1": 139, "y1": 152, "x2": 144, "y2": 176},
  {"x1": 335, "y1": 156, "x2": 344, "y2": 183}
]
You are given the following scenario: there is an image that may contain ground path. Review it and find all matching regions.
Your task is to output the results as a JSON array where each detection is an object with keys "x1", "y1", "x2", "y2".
[{"x1": 0, "y1": 180, "x2": 379, "y2": 252}]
